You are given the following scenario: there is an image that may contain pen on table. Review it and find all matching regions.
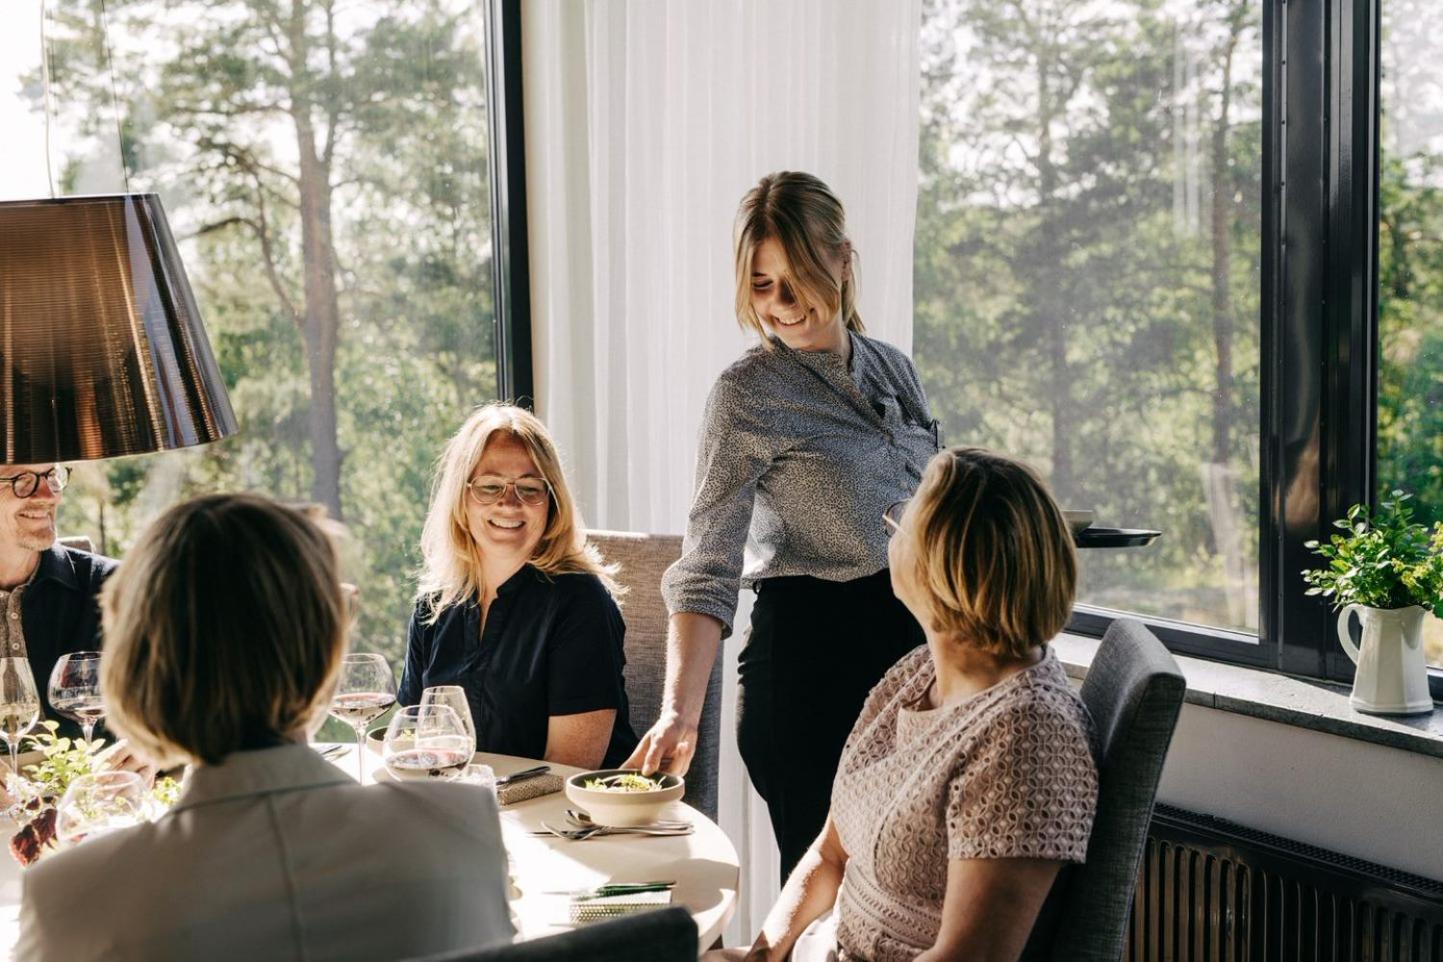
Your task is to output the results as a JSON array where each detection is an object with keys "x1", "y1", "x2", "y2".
[{"x1": 546, "y1": 881, "x2": 677, "y2": 899}]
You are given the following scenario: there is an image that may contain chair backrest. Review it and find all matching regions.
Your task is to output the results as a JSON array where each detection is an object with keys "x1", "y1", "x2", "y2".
[
  {"x1": 57, "y1": 535, "x2": 95, "y2": 553},
  {"x1": 587, "y1": 530, "x2": 724, "y2": 820},
  {"x1": 1022, "y1": 618, "x2": 1186, "y2": 962},
  {"x1": 408, "y1": 906, "x2": 697, "y2": 962}
]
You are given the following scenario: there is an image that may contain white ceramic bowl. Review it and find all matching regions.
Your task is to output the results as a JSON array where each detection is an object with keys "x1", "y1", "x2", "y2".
[{"x1": 564, "y1": 769, "x2": 685, "y2": 827}]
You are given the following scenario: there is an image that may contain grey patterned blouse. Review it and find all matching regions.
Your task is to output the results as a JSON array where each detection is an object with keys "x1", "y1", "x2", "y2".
[{"x1": 660, "y1": 331, "x2": 939, "y2": 635}]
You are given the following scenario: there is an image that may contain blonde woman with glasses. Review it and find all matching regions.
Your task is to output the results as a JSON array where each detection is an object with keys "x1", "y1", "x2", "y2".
[
  {"x1": 707, "y1": 448, "x2": 1099, "y2": 962},
  {"x1": 397, "y1": 403, "x2": 637, "y2": 769},
  {"x1": 628, "y1": 171, "x2": 940, "y2": 879}
]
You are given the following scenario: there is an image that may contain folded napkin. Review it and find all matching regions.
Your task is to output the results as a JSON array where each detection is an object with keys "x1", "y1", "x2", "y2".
[
  {"x1": 496, "y1": 773, "x2": 563, "y2": 806},
  {"x1": 567, "y1": 888, "x2": 673, "y2": 924}
]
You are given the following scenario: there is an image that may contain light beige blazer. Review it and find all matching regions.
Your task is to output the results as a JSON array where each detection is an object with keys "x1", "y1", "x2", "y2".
[{"x1": 15, "y1": 743, "x2": 515, "y2": 962}]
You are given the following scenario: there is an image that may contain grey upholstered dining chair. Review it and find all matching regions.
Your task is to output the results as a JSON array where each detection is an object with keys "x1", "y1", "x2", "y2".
[
  {"x1": 587, "y1": 530, "x2": 725, "y2": 820},
  {"x1": 1021, "y1": 618, "x2": 1186, "y2": 962},
  {"x1": 407, "y1": 906, "x2": 697, "y2": 962}
]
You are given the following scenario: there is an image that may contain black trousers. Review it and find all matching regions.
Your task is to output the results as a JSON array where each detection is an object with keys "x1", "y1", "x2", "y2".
[{"x1": 736, "y1": 569, "x2": 925, "y2": 883}]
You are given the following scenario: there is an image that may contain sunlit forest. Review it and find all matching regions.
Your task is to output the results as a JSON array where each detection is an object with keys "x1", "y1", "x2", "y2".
[
  {"x1": 41, "y1": 0, "x2": 498, "y2": 665},
  {"x1": 29, "y1": 0, "x2": 1443, "y2": 666},
  {"x1": 914, "y1": 0, "x2": 1262, "y2": 634}
]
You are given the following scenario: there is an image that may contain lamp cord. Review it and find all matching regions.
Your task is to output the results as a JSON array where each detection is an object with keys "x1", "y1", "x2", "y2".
[
  {"x1": 97, "y1": 0, "x2": 132, "y2": 194},
  {"x1": 40, "y1": 0, "x2": 54, "y2": 198}
]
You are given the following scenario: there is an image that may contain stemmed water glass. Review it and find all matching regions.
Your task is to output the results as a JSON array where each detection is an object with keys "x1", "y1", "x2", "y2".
[
  {"x1": 0, "y1": 658, "x2": 40, "y2": 797},
  {"x1": 55, "y1": 771, "x2": 149, "y2": 846},
  {"x1": 328, "y1": 653, "x2": 397, "y2": 784},
  {"x1": 382, "y1": 705, "x2": 472, "y2": 781},
  {"x1": 48, "y1": 652, "x2": 105, "y2": 745},
  {"x1": 420, "y1": 685, "x2": 476, "y2": 749}
]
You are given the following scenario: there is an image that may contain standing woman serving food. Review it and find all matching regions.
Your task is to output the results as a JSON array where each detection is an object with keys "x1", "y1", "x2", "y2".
[{"x1": 626, "y1": 171, "x2": 940, "y2": 877}]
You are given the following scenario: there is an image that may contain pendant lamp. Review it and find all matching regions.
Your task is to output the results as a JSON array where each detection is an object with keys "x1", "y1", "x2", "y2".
[{"x1": 0, "y1": 193, "x2": 237, "y2": 463}]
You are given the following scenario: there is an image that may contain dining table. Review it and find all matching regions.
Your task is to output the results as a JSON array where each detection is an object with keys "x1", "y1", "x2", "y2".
[{"x1": 0, "y1": 742, "x2": 740, "y2": 959}]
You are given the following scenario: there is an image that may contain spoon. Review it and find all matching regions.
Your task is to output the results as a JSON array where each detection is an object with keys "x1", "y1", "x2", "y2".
[{"x1": 566, "y1": 808, "x2": 691, "y2": 830}]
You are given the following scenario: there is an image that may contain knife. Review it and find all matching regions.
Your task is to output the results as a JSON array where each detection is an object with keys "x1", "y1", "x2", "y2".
[{"x1": 495, "y1": 764, "x2": 550, "y2": 786}]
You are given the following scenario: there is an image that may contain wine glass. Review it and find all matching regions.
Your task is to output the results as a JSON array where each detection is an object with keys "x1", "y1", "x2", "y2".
[
  {"x1": 328, "y1": 653, "x2": 397, "y2": 784},
  {"x1": 382, "y1": 705, "x2": 472, "y2": 782},
  {"x1": 420, "y1": 685, "x2": 476, "y2": 748},
  {"x1": 0, "y1": 658, "x2": 40, "y2": 799},
  {"x1": 48, "y1": 652, "x2": 105, "y2": 745},
  {"x1": 55, "y1": 771, "x2": 148, "y2": 846}
]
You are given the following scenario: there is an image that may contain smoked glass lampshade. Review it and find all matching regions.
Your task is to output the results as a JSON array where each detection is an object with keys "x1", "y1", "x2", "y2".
[{"x1": 0, "y1": 193, "x2": 236, "y2": 463}]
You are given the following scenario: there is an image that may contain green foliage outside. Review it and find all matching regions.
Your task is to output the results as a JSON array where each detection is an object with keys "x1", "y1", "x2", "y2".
[
  {"x1": 40, "y1": 0, "x2": 499, "y2": 667},
  {"x1": 915, "y1": 0, "x2": 1262, "y2": 632},
  {"x1": 27, "y1": 0, "x2": 1443, "y2": 666}
]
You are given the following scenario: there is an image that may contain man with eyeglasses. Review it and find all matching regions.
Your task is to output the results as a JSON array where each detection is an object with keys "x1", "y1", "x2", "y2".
[{"x1": 0, "y1": 464, "x2": 116, "y2": 740}]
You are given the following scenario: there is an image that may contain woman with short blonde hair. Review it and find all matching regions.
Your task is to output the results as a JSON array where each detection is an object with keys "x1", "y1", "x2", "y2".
[
  {"x1": 101, "y1": 493, "x2": 347, "y2": 767},
  {"x1": 399, "y1": 403, "x2": 637, "y2": 770},
  {"x1": 17, "y1": 493, "x2": 513, "y2": 962},
  {"x1": 898, "y1": 447, "x2": 1077, "y2": 657},
  {"x1": 710, "y1": 448, "x2": 1098, "y2": 962},
  {"x1": 632, "y1": 171, "x2": 939, "y2": 877}
]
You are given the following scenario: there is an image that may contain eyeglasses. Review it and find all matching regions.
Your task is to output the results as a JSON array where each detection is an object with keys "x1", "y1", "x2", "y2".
[
  {"x1": 882, "y1": 499, "x2": 909, "y2": 537},
  {"x1": 466, "y1": 475, "x2": 552, "y2": 506},
  {"x1": 0, "y1": 466, "x2": 69, "y2": 499}
]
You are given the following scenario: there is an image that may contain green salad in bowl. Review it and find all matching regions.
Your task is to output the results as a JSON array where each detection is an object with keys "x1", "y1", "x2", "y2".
[{"x1": 565, "y1": 768, "x2": 684, "y2": 827}]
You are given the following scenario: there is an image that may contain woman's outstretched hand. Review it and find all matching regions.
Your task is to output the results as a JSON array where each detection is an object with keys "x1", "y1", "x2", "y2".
[{"x1": 622, "y1": 709, "x2": 698, "y2": 776}]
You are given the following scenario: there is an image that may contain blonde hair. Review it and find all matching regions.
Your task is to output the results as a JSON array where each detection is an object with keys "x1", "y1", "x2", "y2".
[
  {"x1": 417, "y1": 403, "x2": 619, "y2": 621},
  {"x1": 901, "y1": 447, "x2": 1077, "y2": 657},
  {"x1": 100, "y1": 493, "x2": 348, "y2": 768},
  {"x1": 734, "y1": 171, "x2": 863, "y2": 344}
]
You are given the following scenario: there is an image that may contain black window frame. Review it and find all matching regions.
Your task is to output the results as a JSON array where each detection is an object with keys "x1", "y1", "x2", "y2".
[
  {"x1": 1072, "y1": 0, "x2": 1439, "y2": 702},
  {"x1": 484, "y1": 0, "x2": 534, "y2": 409}
]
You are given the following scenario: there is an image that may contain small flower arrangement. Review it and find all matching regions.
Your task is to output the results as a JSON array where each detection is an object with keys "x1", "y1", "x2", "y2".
[
  {"x1": 8, "y1": 722, "x2": 180, "y2": 866},
  {"x1": 1302, "y1": 490, "x2": 1443, "y2": 615}
]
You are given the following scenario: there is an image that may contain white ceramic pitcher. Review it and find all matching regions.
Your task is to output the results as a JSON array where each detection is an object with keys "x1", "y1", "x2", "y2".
[{"x1": 1336, "y1": 604, "x2": 1433, "y2": 715}]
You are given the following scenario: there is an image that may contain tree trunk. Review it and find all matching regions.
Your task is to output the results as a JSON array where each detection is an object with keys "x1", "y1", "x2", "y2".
[
  {"x1": 1205, "y1": 15, "x2": 1253, "y2": 628},
  {"x1": 289, "y1": 2, "x2": 345, "y2": 520},
  {"x1": 1209, "y1": 33, "x2": 1237, "y2": 466},
  {"x1": 1036, "y1": 47, "x2": 1073, "y2": 496}
]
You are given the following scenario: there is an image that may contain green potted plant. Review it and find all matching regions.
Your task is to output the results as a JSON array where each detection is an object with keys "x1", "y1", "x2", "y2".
[
  {"x1": 1302, "y1": 490, "x2": 1443, "y2": 715},
  {"x1": 8, "y1": 723, "x2": 180, "y2": 866}
]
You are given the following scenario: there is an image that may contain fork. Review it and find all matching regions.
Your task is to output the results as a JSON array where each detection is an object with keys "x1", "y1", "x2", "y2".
[
  {"x1": 565, "y1": 809, "x2": 691, "y2": 831},
  {"x1": 536, "y1": 821, "x2": 694, "y2": 840}
]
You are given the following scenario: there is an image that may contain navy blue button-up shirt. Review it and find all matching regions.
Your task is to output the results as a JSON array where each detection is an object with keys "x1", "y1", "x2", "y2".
[
  {"x1": 398, "y1": 566, "x2": 638, "y2": 768},
  {"x1": 21, "y1": 544, "x2": 117, "y2": 739}
]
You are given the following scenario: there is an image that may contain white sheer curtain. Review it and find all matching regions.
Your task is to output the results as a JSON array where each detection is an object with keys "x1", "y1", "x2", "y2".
[{"x1": 523, "y1": 0, "x2": 921, "y2": 942}]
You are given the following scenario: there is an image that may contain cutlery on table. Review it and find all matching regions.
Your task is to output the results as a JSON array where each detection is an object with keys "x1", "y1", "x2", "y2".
[
  {"x1": 495, "y1": 764, "x2": 550, "y2": 786},
  {"x1": 565, "y1": 809, "x2": 690, "y2": 830},
  {"x1": 534, "y1": 821, "x2": 694, "y2": 840}
]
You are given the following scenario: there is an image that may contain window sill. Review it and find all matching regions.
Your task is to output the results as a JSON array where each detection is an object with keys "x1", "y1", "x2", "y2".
[{"x1": 1053, "y1": 632, "x2": 1443, "y2": 760}]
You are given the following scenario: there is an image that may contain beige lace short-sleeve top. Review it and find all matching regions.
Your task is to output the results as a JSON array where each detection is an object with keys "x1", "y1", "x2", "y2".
[{"x1": 829, "y1": 645, "x2": 1098, "y2": 962}]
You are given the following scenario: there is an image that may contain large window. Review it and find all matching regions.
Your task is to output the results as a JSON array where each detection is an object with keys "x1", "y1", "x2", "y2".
[
  {"x1": 1379, "y1": 0, "x2": 1443, "y2": 669},
  {"x1": 4, "y1": 0, "x2": 503, "y2": 665},
  {"x1": 916, "y1": 0, "x2": 1263, "y2": 636}
]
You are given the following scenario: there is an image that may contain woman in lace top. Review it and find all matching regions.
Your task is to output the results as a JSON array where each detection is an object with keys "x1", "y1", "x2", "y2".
[{"x1": 707, "y1": 448, "x2": 1099, "y2": 962}]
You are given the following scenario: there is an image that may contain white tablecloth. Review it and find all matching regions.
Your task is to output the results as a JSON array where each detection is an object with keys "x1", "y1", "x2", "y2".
[{"x1": 0, "y1": 743, "x2": 739, "y2": 959}]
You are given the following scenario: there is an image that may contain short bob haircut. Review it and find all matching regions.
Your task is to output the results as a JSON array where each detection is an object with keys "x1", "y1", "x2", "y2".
[
  {"x1": 898, "y1": 447, "x2": 1077, "y2": 658},
  {"x1": 100, "y1": 493, "x2": 348, "y2": 768},
  {"x1": 417, "y1": 403, "x2": 619, "y2": 622},
  {"x1": 733, "y1": 171, "x2": 863, "y2": 345}
]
